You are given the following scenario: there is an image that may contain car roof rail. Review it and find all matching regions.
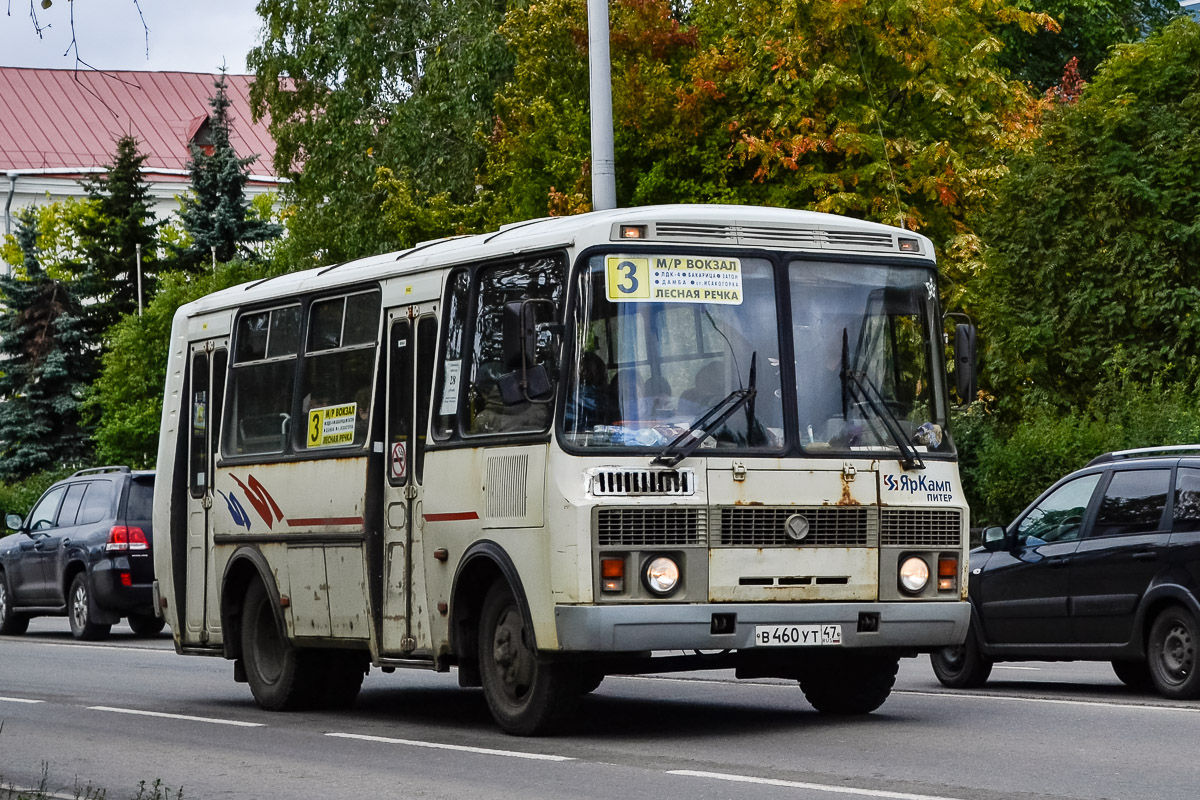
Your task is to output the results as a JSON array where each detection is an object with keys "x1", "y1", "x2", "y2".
[
  {"x1": 70, "y1": 465, "x2": 132, "y2": 477},
  {"x1": 1087, "y1": 445, "x2": 1200, "y2": 466}
]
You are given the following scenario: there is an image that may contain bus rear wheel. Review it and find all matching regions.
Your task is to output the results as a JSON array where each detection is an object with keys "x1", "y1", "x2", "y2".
[
  {"x1": 798, "y1": 654, "x2": 899, "y2": 714},
  {"x1": 241, "y1": 580, "x2": 321, "y2": 711},
  {"x1": 478, "y1": 581, "x2": 578, "y2": 735}
]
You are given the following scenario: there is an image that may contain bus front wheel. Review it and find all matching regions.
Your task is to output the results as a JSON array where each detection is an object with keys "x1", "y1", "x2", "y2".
[
  {"x1": 478, "y1": 581, "x2": 578, "y2": 735},
  {"x1": 798, "y1": 654, "x2": 899, "y2": 714},
  {"x1": 241, "y1": 580, "x2": 321, "y2": 711}
]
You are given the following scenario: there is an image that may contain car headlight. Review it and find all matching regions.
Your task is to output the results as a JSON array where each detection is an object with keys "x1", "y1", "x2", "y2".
[
  {"x1": 643, "y1": 556, "x2": 680, "y2": 596},
  {"x1": 899, "y1": 556, "x2": 930, "y2": 594}
]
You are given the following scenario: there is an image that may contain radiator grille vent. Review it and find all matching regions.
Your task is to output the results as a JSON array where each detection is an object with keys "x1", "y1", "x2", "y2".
[
  {"x1": 880, "y1": 508, "x2": 963, "y2": 547},
  {"x1": 824, "y1": 230, "x2": 895, "y2": 249},
  {"x1": 654, "y1": 222, "x2": 738, "y2": 241},
  {"x1": 596, "y1": 508, "x2": 704, "y2": 547},
  {"x1": 590, "y1": 468, "x2": 695, "y2": 496},
  {"x1": 485, "y1": 454, "x2": 528, "y2": 519},
  {"x1": 715, "y1": 507, "x2": 872, "y2": 547}
]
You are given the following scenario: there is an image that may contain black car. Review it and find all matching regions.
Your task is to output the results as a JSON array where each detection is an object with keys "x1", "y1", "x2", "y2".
[
  {"x1": 0, "y1": 466, "x2": 161, "y2": 640},
  {"x1": 932, "y1": 446, "x2": 1200, "y2": 699}
]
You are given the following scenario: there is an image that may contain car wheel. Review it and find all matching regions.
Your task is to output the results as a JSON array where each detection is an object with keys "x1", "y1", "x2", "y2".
[
  {"x1": 931, "y1": 630, "x2": 993, "y2": 689},
  {"x1": 798, "y1": 654, "x2": 899, "y2": 714},
  {"x1": 240, "y1": 580, "x2": 321, "y2": 711},
  {"x1": 68, "y1": 573, "x2": 111, "y2": 641},
  {"x1": 1147, "y1": 605, "x2": 1200, "y2": 700},
  {"x1": 1111, "y1": 659, "x2": 1153, "y2": 691},
  {"x1": 0, "y1": 571, "x2": 30, "y2": 635},
  {"x1": 478, "y1": 581, "x2": 578, "y2": 735},
  {"x1": 128, "y1": 613, "x2": 166, "y2": 637}
]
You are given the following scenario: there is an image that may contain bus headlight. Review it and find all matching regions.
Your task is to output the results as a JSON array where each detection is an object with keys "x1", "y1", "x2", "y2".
[
  {"x1": 643, "y1": 556, "x2": 680, "y2": 596},
  {"x1": 899, "y1": 556, "x2": 930, "y2": 594}
]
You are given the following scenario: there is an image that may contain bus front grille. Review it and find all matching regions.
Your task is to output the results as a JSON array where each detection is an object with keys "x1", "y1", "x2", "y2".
[
  {"x1": 596, "y1": 508, "x2": 705, "y2": 547},
  {"x1": 714, "y1": 507, "x2": 873, "y2": 547},
  {"x1": 880, "y1": 508, "x2": 963, "y2": 547}
]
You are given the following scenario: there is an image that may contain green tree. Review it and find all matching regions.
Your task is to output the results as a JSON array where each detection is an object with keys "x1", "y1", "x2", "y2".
[
  {"x1": 996, "y1": 0, "x2": 1180, "y2": 92},
  {"x1": 249, "y1": 0, "x2": 511, "y2": 265},
  {"x1": 978, "y1": 17, "x2": 1200, "y2": 413},
  {"x1": 0, "y1": 210, "x2": 92, "y2": 480},
  {"x1": 88, "y1": 260, "x2": 271, "y2": 467},
  {"x1": 75, "y1": 134, "x2": 162, "y2": 335},
  {"x1": 176, "y1": 70, "x2": 282, "y2": 270}
]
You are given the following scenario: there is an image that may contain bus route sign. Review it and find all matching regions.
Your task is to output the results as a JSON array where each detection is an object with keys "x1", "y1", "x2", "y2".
[
  {"x1": 307, "y1": 403, "x2": 356, "y2": 449},
  {"x1": 605, "y1": 255, "x2": 743, "y2": 305}
]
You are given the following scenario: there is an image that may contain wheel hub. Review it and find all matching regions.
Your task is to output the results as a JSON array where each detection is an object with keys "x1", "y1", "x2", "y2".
[
  {"x1": 72, "y1": 584, "x2": 88, "y2": 629},
  {"x1": 1161, "y1": 624, "x2": 1194, "y2": 682},
  {"x1": 492, "y1": 606, "x2": 533, "y2": 701}
]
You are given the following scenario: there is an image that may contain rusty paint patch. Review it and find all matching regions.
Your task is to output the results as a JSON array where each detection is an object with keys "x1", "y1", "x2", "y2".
[
  {"x1": 732, "y1": 499, "x2": 765, "y2": 506},
  {"x1": 837, "y1": 472, "x2": 861, "y2": 505}
]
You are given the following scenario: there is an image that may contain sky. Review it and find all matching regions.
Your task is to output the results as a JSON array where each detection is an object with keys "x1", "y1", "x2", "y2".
[{"x1": 1, "y1": 0, "x2": 263, "y2": 73}]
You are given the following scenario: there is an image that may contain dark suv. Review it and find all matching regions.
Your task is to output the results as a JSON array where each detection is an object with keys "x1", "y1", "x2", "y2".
[
  {"x1": 932, "y1": 447, "x2": 1200, "y2": 699},
  {"x1": 0, "y1": 466, "x2": 161, "y2": 640}
]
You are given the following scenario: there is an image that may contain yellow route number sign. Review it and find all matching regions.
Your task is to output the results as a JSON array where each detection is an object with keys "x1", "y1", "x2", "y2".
[
  {"x1": 307, "y1": 403, "x2": 357, "y2": 449},
  {"x1": 604, "y1": 255, "x2": 742, "y2": 304}
]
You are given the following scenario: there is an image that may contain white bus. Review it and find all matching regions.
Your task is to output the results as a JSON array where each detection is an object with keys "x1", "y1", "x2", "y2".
[{"x1": 153, "y1": 204, "x2": 972, "y2": 735}]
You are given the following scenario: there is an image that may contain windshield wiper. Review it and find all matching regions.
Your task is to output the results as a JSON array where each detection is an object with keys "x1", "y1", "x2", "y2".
[
  {"x1": 839, "y1": 332, "x2": 925, "y2": 471},
  {"x1": 653, "y1": 353, "x2": 758, "y2": 468}
]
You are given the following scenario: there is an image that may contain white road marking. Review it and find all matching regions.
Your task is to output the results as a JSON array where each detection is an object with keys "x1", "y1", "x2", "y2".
[
  {"x1": 994, "y1": 665, "x2": 1041, "y2": 670},
  {"x1": 326, "y1": 732, "x2": 573, "y2": 761},
  {"x1": 0, "y1": 639, "x2": 171, "y2": 655},
  {"x1": 897, "y1": 689, "x2": 1200, "y2": 713},
  {"x1": 87, "y1": 706, "x2": 265, "y2": 727},
  {"x1": 0, "y1": 696, "x2": 44, "y2": 704},
  {"x1": 669, "y1": 769, "x2": 965, "y2": 800}
]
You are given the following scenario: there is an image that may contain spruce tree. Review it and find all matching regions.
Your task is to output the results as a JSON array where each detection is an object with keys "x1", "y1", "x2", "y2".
[
  {"x1": 77, "y1": 134, "x2": 161, "y2": 335},
  {"x1": 0, "y1": 210, "x2": 92, "y2": 479},
  {"x1": 176, "y1": 69, "x2": 282, "y2": 269}
]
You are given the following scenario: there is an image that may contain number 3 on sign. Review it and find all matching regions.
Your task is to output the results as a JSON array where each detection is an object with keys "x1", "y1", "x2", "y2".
[{"x1": 606, "y1": 256, "x2": 651, "y2": 300}]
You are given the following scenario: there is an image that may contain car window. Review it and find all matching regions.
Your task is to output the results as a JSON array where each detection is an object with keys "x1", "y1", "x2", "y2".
[
  {"x1": 1016, "y1": 473, "x2": 1101, "y2": 545},
  {"x1": 1091, "y1": 469, "x2": 1170, "y2": 538},
  {"x1": 58, "y1": 484, "x2": 87, "y2": 526},
  {"x1": 27, "y1": 485, "x2": 67, "y2": 532},
  {"x1": 77, "y1": 482, "x2": 114, "y2": 526},
  {"x1": 1175, "y1": 468, "x2": 1200, "y2": 533},
  {"x1": 127, "y1": 480, "x2": 154, "y2": 521}
]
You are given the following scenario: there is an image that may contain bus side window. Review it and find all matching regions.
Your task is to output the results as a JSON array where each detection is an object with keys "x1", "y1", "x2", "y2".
[
  {"x1": 299, "y1": 290, "x2": 381, "y2": 451},
  {"x1": 465, "y1": 256, "x2": 563, "y2": 436},
  {"x1": 225, "y1": 305, "x2": 300, "y2": 457},
  {"x1": 433, "y1": 270, "x2": 470, "y2": 440}
]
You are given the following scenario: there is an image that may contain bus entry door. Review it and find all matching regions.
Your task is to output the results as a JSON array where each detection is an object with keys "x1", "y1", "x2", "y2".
[
  {"x1": 381, "y1": 311, "x2": 437, "y2": 656},
  {"x1": 184, "y1": 341, "x2": 227, "y2": 644}
]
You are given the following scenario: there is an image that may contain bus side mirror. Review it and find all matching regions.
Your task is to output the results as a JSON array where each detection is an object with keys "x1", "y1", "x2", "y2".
[
  {"x1": 954, "y1": 323, "x2": 978, "y2": 403},
  {"x1": 503, "y1": 300, "x2": 538, "y2": 370}
]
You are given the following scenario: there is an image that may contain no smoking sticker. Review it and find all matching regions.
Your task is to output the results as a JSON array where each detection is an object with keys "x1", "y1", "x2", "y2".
[{"x1": 390, "y1": 441, "x2": 407, "y2": 482}]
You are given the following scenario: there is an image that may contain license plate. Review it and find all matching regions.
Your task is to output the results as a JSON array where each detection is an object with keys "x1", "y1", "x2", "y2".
[{"x1": 754, "y1": 624, "x2": 842, "y2": 647}]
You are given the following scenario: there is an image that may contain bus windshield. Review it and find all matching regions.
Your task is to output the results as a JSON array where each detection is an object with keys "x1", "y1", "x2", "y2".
[{"x1": 562, "y1": 253, "x2": 951, "y2": 457}]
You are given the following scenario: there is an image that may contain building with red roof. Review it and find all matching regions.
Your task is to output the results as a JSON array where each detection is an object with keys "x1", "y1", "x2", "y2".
[{"x1": 1, "y1": 67, "x2": 282, "y2": 263}]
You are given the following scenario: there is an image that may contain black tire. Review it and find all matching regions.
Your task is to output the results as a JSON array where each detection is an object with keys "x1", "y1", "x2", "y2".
[
  {"x1": 798, "y1": 655, "x2": 899, "y2": 714},
  {"x1": 128, "y1": 613, "x2": 166, "y2": 637},
  {"x1": 1111, "y1": 659, "x2": 1154, "y2": 691},
  {"x1": 931, "y1": 631, "x2": 993, "y2": 689},
  {"x1": 577, "y1": 670, "x2": 605, "y2": 695},
  {"x1": 241, "y1": 580, "x2": 322, "y2": 711},
  {"x1": 317, "y1": 650, "x2": 369, "y2": 710},
  {"x1": 0, "y1": 571, "x2": 30, "y2": 635},
  {"x1": 68, "y1": 573, "x2": 111, "y2": 641},
  {"x1": 478, "y1": 581, "x2": 578, "y2": 735},
  {"x1": 1147, "y1": 605, "x2": 1200, "y2": 700}
]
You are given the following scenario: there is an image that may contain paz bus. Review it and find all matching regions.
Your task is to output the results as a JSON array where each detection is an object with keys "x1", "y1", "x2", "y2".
[{"x1": 153, "y1": 204, "x2": 972, "y2": 735}]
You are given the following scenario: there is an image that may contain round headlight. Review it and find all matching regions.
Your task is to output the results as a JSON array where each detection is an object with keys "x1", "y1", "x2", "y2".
[
  {"x1": 644, "y1": 556, "x2": 681, "y2": 596},
  {"x1": 899, "y1": 556, "x2": 930, "y2": 594}
]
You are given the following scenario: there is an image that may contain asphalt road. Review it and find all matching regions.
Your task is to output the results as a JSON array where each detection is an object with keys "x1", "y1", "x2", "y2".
[{"x1": 2, "y1": 618, "x2": 1196, "y2": 800}]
